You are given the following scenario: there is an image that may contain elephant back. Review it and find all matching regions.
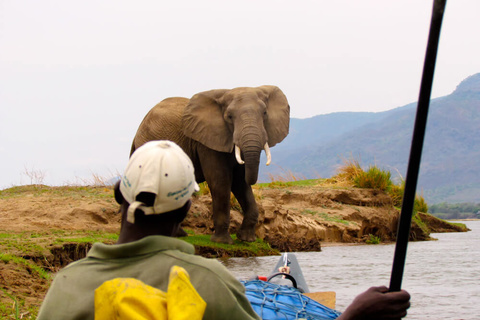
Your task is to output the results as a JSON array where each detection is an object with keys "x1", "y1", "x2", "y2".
[{"x1": 132, "y1": 97, "x2": 191, "y2": 153}]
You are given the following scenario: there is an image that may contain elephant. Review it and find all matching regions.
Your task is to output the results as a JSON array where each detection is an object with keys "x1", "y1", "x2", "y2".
[{"x1": 130, "y1": 85, "x2": 290, "y2": 244}]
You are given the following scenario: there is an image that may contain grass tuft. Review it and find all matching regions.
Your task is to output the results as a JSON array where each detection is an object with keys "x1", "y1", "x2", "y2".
[
  {"x1": 334, "y1": 155, "x2": 429, "y2": 213},
  {"x1": 414, "y1": 192, "x2": 429, "y2": 214},
  {"x1": 335, "y1": 156, "x2": 393, "y2": 191},
  {"x1": 388, "y1": 183, "x2": 405, "y2": 207},
  {"x1": 353, "y1": 166, "x2": 392, "y2": 191},
  {"x1": 366, "y1": 234, "x2": 381, "y2": 244},
  {"x1": 335, "y1": 157, "x2": 363, "y2": 182}
]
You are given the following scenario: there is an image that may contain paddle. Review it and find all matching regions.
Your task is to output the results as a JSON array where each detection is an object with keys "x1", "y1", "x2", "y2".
[{"x1": 389, "y1": 0, "x2": 447, "y2": 292}]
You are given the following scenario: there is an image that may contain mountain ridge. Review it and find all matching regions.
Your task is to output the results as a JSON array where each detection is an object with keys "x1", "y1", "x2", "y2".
[{"x1": 260, "y1": 73, "x2": 480, "y2": 204}]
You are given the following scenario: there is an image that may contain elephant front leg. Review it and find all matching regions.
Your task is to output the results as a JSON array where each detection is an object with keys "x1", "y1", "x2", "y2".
[
  {"x1": 210, "y1": 188, "x2": 234, "y2": 244},
  {"x1": 232, "y1": 181, "x2": 258, "y2": 242},
  {"x1": 197, "y1": 146, "x2": 235, "y2": 244}
]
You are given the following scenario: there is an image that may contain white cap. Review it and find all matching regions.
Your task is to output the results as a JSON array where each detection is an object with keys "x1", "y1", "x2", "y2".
[{"x1": 120, "y1": 140, "x2": 200, "y2": 223}]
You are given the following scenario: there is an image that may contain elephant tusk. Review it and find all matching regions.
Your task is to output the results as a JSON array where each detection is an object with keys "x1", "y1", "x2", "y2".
[
  {"x1": 235, "y1": 145, "x2": 245, "y2": 165},
  {"x1": 264, "y1": 143, "x2": 271, "y2": 166}
]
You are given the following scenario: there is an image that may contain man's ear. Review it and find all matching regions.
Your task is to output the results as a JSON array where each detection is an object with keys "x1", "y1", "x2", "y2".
[
  {"x1": 114, "y1": 181, "x2": 124, "y2": 204},
  {"x1": 184, "y1": 199, "x2": 192, "y2": 213}
]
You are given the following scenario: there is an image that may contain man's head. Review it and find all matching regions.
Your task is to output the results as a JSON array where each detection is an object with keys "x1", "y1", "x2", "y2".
[{"x1": 115, "y1": 140, "x2": 199, "y2": 230}]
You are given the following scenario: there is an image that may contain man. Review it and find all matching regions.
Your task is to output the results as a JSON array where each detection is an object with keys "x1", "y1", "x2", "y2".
[
  {"x1": 37, "y1": 140, "x2": 410, "y2": 319},
  {"x1": 37, "y1": 140, "x2": 259, "y2": 319}
]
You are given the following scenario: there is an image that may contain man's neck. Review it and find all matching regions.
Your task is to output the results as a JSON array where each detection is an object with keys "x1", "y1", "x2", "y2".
[{"x1": 116, "y1": 222, "x2": 178, "y2": 244}]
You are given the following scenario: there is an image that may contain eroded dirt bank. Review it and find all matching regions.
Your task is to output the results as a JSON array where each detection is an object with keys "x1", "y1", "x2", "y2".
[
  {"x1": 1, "y1": 185, "x2": 465, "y2": 252},
  {"x1": 184, "y1": 186, "x2": 459, "y2": 251}
]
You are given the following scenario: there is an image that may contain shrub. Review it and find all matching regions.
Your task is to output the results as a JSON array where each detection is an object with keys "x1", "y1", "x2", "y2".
[
  {"x1": 386, "y1": 179, "x2": 429, "y2": 214},
  {"x1": 353, "y1": 166, "x2": 392, "y2": 191},
  {"x1": 335, "y1": 157, "x2": 363, "y2": 182},
  {"x1": 335, "y1": 157, "x2": 393, "y2": 192},
  {"x1": 414, "y1": 193, "x2": 429, "y2": 213},
  {"x1": 334, "y1": 155, "x2": 429, "y2": 214},
  {"x1": 366, "y1": 234, "x2": 381, "y2": 244},
  {"x1": 388, "y1": 183, "x2": 404, "y2": 207}
]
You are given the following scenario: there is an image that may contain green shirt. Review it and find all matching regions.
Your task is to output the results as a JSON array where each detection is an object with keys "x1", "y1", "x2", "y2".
[{"x1": 37, "y1": 235, "x2": 260, "y2": 320}]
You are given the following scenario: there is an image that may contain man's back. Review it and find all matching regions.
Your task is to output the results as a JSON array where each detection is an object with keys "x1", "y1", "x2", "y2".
[{"x1": 37, "y1": 235, "x2": 259, "y2": 320}]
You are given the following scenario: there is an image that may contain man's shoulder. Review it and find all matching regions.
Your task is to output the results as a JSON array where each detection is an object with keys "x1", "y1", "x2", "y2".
[
  {"x1": 163, "y1": 250, "x2": 239, "y2": 283},
  {"x1": 165, "y1": 249, "x2": 227, "y2": 272}
]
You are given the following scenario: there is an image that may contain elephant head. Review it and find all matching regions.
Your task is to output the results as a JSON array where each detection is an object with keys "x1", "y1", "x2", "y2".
[{"x1": 182, "y1": 86, "x2": 290, "y2": 185}]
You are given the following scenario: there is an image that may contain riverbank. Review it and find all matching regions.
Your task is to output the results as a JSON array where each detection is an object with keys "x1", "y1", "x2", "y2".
[
  {"x1": 0, "y1": 183, "x2": 467, "y2": 318},
  {"x1": 183, "y1": 184, "x2": 468, "y2": 251}
]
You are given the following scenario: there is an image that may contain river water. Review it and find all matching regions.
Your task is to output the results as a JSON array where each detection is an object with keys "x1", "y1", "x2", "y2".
[{"x1": 222, "y1": 220, "x2": 480, "y2": 320}]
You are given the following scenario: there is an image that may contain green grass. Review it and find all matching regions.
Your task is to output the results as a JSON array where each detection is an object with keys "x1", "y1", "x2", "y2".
[
  {"x1": 0, "y1": 233, "x2": 21, "y2": 239},
  {"x1": 447, "y1": 221, "x2": 469, "y2": 231},
  {"x1": 54, "y1": 236, "x2": 115, "y2": 244},
  {"x1": 301, "y1": 209, "x2": 317, "y2": 215},
  {"x1": 0, "y1": 288, "x2": 38, "y2": 320},
  {"x1": 0, "y1": 287, "x2": 20, "y2": 320},
  {"x1": 414, "y1": 193, "x2": 429, "y2": 213},
  {"x1": 53, "y1": 231, "x2": 118, "y2": 245},
  {"x1": 353, "y1": 166, "x2": 392, "y2": 191},
  {"x1": 0, "y1": 185, "x2": 114, "y2": 199},
  {"x1": 0, "y1": 254, "x2": 51, "y2": 280},
  {"x1": 388, "y1": 183, "x2": 404, "y2": 207},
  {"x1": 412, "y1": 213, "x2": 430, "y2": 236},
  {"x1": 4, "y1": 241, "x2": 46, "y2": 255},
  {"x1": 180, "y1": 233, "x2": 279, "y2": 256},
  {"x1": 0, "y1": 232, "x2": 51, "y2": 256},
  {"x1": 0, "y1": 231, "x2": 119, "y2": 256},
  {"x1": 256, "y1": 178, "x2": 324, "y2": 189},
  {"x1": 366, "y1": 234, "x2": 381, "y2": 244},
  {"x1": 301, "y1": 210, "x2": 350, "y2": 225}
]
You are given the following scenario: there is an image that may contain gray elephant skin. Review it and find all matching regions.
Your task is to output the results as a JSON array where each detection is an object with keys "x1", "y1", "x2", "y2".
[{"x1": 130, "y1": 86, "x2": 290, "y2": 244}]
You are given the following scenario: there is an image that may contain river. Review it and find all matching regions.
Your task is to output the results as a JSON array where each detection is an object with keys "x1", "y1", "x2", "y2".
[{"x1": 222, "y1": 220, "x2": 480, "y2": 320}]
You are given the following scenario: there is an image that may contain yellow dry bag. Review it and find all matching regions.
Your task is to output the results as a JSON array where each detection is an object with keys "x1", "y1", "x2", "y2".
[{"x1": 94, "y1": 266, "x2": 206, "y2": 320}]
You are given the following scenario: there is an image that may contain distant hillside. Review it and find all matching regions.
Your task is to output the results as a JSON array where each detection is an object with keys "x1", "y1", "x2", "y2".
[{"x1": 260, "y1": 73, "x2": 480, "y2": 204}]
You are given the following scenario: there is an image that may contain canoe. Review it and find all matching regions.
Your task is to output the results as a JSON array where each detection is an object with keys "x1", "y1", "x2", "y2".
[{"x1": 241, "y1": 253, "x2": 341, "y2": 320}]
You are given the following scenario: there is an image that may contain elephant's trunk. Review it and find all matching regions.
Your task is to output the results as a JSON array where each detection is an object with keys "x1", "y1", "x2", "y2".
[
  {"x1": 242, "y1": 148, "x2": 261, "y2": 185},
  {"x1": 234, "y1": 115, "x2": 270, "y2": 185}
]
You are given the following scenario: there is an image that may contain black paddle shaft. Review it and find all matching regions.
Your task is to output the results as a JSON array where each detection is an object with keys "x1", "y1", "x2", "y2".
[{"x1": 389, "y1": 0, "x2": 447, "y2": 292}]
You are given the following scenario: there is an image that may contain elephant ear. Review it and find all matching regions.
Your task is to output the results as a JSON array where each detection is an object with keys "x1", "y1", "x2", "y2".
[
  {"x1": 183, "y1": 89, "x2": 233, "y2": 153},
  {"x1": 258, "y1": 86, "x2": 290, "y2": 147}
]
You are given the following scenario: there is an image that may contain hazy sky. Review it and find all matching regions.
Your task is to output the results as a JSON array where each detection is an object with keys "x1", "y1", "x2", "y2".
[{"x1": 1, "y1": 0, "x2": 479, "y2": 187}]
